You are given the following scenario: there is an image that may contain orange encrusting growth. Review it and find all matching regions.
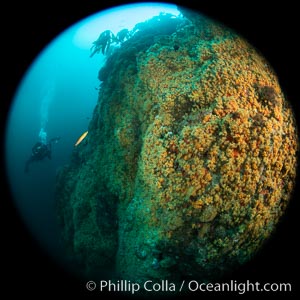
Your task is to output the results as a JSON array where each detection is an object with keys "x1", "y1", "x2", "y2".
[
  {"x1": 56, "y1": 10, "x2": 298, "y2": 283},
  {"x1": 136, "y1": 26, "x2": 297, "y2": 264}
]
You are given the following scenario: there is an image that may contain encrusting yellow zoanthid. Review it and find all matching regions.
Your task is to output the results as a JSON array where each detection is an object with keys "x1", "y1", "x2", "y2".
[{"x1": 56, "y1": 7, "x2": 298, "y2": 287}]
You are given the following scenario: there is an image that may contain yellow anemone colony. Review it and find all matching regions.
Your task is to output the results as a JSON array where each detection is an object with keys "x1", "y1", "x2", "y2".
[{"x1": 56, "y1": 9, "x2": 298, "y2": 284}]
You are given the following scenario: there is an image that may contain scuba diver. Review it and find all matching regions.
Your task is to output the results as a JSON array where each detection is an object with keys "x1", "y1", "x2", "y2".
[{"x1": 24, "y1": 137, "x2": 60, "y2": 173}]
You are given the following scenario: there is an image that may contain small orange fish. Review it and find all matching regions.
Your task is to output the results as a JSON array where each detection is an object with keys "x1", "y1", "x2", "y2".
[{"x1": 75, "y1": 131, "x2": 88, "y2": 146}]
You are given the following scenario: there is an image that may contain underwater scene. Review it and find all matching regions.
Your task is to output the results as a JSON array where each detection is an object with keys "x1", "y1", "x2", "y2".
[{"x1": 4, "y1": 1, "x2": 298, "y2": 297}]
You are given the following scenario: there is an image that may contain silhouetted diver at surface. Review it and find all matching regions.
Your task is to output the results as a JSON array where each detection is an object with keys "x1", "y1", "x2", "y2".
[{"x1": 24, "y1": 137, "x2": 60, "y2": 173}]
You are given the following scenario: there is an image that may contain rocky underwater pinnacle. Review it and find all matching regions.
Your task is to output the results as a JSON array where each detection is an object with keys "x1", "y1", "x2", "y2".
[{"x1": 55, "y1": 8, "x2": 298, "y2": 289}]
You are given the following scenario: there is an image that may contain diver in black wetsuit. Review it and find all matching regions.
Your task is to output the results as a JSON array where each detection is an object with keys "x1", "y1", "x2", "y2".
[{"x1": 24, "y1": 137, "x2": 60, "y2": 173}]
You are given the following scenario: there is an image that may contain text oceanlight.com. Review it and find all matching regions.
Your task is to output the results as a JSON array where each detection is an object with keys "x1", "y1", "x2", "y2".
[{"x1": 86, "y1": 280, "x2": 292, "y2": 294}]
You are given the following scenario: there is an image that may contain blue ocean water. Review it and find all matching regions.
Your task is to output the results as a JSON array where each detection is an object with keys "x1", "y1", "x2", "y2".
[
  {"x1": 5, "y1": 39, "x2": 101, "y2": 261},
  {"x1": 4, "y1": 2, "x2": 179, "y2": 265}
]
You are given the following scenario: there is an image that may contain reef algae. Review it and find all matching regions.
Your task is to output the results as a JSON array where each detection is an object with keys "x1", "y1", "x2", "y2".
[{"x1": 56, "y1": 9, "x2": 298, "y2": 286}]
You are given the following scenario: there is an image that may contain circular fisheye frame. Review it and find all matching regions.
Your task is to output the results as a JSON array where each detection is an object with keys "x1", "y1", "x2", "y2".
[{"x1": 5, "y1": 2, "x2": 298, "y2": 296}]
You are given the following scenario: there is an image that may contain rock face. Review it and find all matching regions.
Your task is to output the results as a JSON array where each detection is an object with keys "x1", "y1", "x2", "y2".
[{"x1": 56, "y1": 10, "x2": 298, "y2": 284}]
